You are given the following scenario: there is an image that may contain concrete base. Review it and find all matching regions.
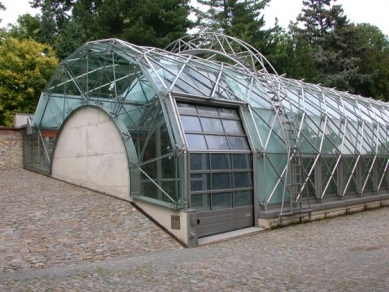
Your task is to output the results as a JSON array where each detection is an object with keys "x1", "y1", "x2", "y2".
[
  {"x1": 132, "y1": 199, "x2": 197, "y2": 247},
  {"x1": 198, "y1": 227, "x2": 265, "y2": 246},
  {"x1": 259, "y1": 199, "x2": 389, "y2": 229}
]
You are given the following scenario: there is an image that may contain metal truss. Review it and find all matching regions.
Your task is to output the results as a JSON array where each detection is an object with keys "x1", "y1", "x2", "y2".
[{"x1": 29, "y1": 34, "x2": 389, "y2": 214}]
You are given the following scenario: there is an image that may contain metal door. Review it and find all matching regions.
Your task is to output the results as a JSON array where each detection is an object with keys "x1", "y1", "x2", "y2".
[{"x1": 177, "y1": 103, "x2": 254, "y2": 237}]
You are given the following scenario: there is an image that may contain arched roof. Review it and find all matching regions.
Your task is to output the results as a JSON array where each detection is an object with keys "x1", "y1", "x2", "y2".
[{"x1": 32, "y1": 33, "x2": 389, "y2": 156}]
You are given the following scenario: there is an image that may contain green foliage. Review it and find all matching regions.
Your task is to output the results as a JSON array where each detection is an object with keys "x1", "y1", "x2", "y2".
[
  {"x1": 118, "y1": 0, "x2": 194, "y2": 48},
  {"x1": 268, "y1": 29, "x2": 319, "y2": 82},
  {"x1": 195, "y1": 0, "x2": 270, "y2": 50},
  {"x1": 267, "y1": 0, "x2": 389, "y2": 101},
  {"x1": 0, "y1": 36, "x2": 58, "y2": 126},
  {"x1": 53, "y1": 20, "x2": 88, "y2": 60},
  {"x1": 31, "y1": 0, "x2": 193, "y2": 52},
  {"x1": 6, "y1": 14, "x2": 41, "y2": 40},
  {"x1": 30, "y1": 0, "x2": 73, "y2": 31},
  {"x1": 351, "y1": 24, "x2": 389, "y2": 101},
  {"x1": 0, "y1": 1, "x2": 5, "y2": 24},
  {"x1": 293, "y1": 0, "x2": 358, "y2": 91}
]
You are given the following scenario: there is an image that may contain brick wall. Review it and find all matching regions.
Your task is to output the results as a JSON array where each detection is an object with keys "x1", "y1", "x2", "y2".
[{"x1": 0, "y1": 128, "x2": 23, "y2": 170}]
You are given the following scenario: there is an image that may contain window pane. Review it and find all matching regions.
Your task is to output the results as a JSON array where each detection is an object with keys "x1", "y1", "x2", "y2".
[
  {"x1": 142, "y1": 161, "x2": 157, "y2": 178},
  {"x1": 205, "y1": 135, "x2": 229, "y2": 150},
  {"x1": 186, "y1": 134, "x2": 207, "y2": 150},
  {"x1": 234, "y1": 172, "x2": 252, "y2": 188},
  {"x1": 142, "y1": 182, "x2": 158, "y2": 199},
  {"x1": 198, "y1": 105, "x2": 219, "y2": 116},
  {"x1": 161, "y1": 181, "x2": 177, "y2": 202},
  {"x1": 228, "y1": 136, "x2": 249, "y2": 150},
  {"x1": 210, "y1": 154, "x2": 231, "y2": 170},
  {"x1": 233, "y1": 154, "x2": 251, "y2": 169},
  {"x1": 161, "y1": 157, "x2": 175, "y2": 178},
  {"x1": 191, "y1": 174, "x2": 210, "y2": 191},
  {"x1": 200, "y1": 117, "x2": 223, "y2": 133},
  {"x1": 212, "y1": 192, "x2": 232, "y2": 209},
  {"x1": 219, "y1": 108, "x2": 239, "y2": 118},
  {"x1": 223, "y1": 120, "x2": 244, "y2": 134},
  {"x1": 190, "y1": 153, "x2": 209, "y2": 170},
  {"x1": 181, "y1": 116, "x2": 201, "y2": 131},
  {"x1": 212, "y1": 173, "x2": 231, "y2": 189},
  {"x1": 234, "y1": 191, "x2": 253, "y2": 207},
  {"x1": 177, "y1": 103, "x2": 197, "y2": 114},
  {"x1": 191, "y1": 194, "x2": 211, "y2": 210},
  {"x1": 160, "y1": 124, "x2": 172, "y2": 155}
]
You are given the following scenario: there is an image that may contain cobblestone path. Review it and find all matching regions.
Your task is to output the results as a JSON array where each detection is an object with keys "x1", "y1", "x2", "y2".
[
  {"x1": 1, "y1": 169, "x2": 388, "y2": 291},
  {"x1": 0, "y1": 169, "x2": 182, "y2": 273}
]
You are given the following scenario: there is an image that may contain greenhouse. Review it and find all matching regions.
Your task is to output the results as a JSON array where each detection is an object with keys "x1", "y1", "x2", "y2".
[{"x1": 24, "y1": 33, "x2": 389, "y2": 246}]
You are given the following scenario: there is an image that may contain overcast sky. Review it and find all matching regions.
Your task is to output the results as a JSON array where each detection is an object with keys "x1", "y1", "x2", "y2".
[{"x1": 1, "y1": 0, "x2": 388, "y2": 35}]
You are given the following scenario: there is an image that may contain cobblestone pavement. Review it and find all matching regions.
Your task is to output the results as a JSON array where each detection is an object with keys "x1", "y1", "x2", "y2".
[
  {"x1": 1, "y1": 169, "x2": 389, "y2": 291},
  {"x1": 0, "y1": 169, "x2": 182, "y2": 273}
]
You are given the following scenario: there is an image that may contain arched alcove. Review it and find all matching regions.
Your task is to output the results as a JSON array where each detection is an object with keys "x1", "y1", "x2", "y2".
[{"x1": 52, "y1": 106, "x2": 131, "y2": 200}]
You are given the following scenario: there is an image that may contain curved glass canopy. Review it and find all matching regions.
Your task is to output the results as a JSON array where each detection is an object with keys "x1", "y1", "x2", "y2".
[{"x1": 30, "y1": 33, "x2": 389, "y2": 214}]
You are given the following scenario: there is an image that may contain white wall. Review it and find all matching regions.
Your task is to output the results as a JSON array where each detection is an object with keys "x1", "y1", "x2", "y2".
[{"x1": 52, "y1": 107, "x2": 131, "y2": 200}]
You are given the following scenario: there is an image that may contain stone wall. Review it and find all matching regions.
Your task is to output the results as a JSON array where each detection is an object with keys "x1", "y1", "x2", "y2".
[{"x1": 0, "y1": 128, "x2": 23, "y2": 170}]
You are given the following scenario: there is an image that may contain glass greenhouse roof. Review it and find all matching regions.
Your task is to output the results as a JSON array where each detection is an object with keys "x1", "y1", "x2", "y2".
[{"x1": 30, "y1": 33, "x2": 389, "y2": 212}]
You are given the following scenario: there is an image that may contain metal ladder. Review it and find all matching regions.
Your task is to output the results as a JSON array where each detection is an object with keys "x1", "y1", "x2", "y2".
[
  {"x1": 283, "y1": 114, "x2": 303, "y2": 209},
  {"x1": 271, "y1": 88, "x2": 307, "y2": 213}
]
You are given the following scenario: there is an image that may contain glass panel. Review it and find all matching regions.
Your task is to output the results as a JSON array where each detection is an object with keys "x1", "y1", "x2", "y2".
[
  {"x1": 142, "y1": 182, "x2": 158, "y2": 199},
  {"x1": 360, "y1": 157, "x2": 374, "y2": 192},
  {"x1": 191, "y1": 174, "x2": 210, "y2": 191},
  {"x1": 302, "y1": 157, "x2": 316, "y2": 198},
  {"x1": 160, "y1": 124, "x2": 172, "y2": 156},
  {"x1": 191, "y1": 194, "x2": 211, "y2": 211},
  {"x1": 210, "y1": 154, "x2": 231, "y2": 170},
  {"x1": 227, "y1": 136, "x2": 250, "y2": 150},
  {"x1": 161, "y1": 157, "x2": 175, "y2": 178},
  {"x1": 198, "y1": 105, "x2": 219, "y2": 116},
  {"x1": 377, "y1": 157, "x2": 389, "y2": 190},
  {"x1": 205, "y1": 135, "x2": 229, "y2": 150},
  {"x1": 322, "y1": 157, "x2": 338, "y2": 196},
  {"x1": 200, "y1": 117, "x2": 223, "y2": 133},
  {"x1": 190, "y1": 153, "x2": 209, "y2": 171},
  {"x1": 177, "y1": 103, "x2": 197, "y2": 114},
  {"x1": 219, "y1": 108, "x2": 239, "y2": 118},
  {"x1": 181, "y1": 116, "x2": 201, "y2": 131},
  {"x1": 233, "y1": 154, "x2": 252, "y2": 169},
  {"x1": 212, "y1": 173, "x2": 231, "y2": 189},
  {"x1": 186, "y1": 134, "x2": 207, "y2": 150},
  {"x1": 142, "y1": 161, "x2": 157, "y2": 179},
  {"x1": 212, "y1": 192, "x2": 232, "y2": 209},
  {"x1": 223, "y1": 120, "x2": 244, "y2": 134},
  {"x1": 343, "y1": 157, "x2": 358, "y2": 194},
  {"x1": 161, "y1": 181, "x2": 177, "y2": 202},
  {"x1": 182, "y1": 68, "x2": 214, "y2": 96},
  {"x1": 234, "y1": 172, "x2": 252, "y2": 188},
  {"x1": 234, "y1": 191, "x2": 253, "y2": 207}
]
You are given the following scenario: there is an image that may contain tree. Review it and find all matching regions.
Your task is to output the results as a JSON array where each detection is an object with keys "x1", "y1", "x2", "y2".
[
  {"x1": 0, "y1": 1, "x2": 5, "y2": 24},
  {"x1": 70, "y1": 0, "x2": 193, "y2": 48},
  {"x1": 119, "y1": 0, "x2": 194, "y2": 47},
  {"x1": 0, "y1": 35, "x2": 58, "y2": 126},
  {"x1": 292, "y1": 0, "x2": 369, "y2": 92},
  {"x1": 53, "y1": 19, "x2": 88, "y2": 60},
  {"x1": 350, "y1": 24, "x2": 389, "y2": 101},
  {"x1": 30, "y1": 0, "x2": 74, "y2": 32},
  {"x1": 6, "y1": 14, "x2": 41, "y2": 40},
  {"x1": 268, "y1": 26, "x2": 319, "y2": 82},
  {"x1": 194, "y1": 0, "x2": 270, "y2": 50}
]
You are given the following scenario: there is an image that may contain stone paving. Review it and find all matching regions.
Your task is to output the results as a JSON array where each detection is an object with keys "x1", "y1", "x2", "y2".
[
  {"x1": 0, "y1": 169, "x2": 182, "y2": 273},
  {"x1": 1, "y1": 169, "x2": 389, "y2": 291}
]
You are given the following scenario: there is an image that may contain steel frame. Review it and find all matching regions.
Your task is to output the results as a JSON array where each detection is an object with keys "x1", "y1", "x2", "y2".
[{"x1": 27, "y1": 34, "x2": 389, "y2": 215}]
